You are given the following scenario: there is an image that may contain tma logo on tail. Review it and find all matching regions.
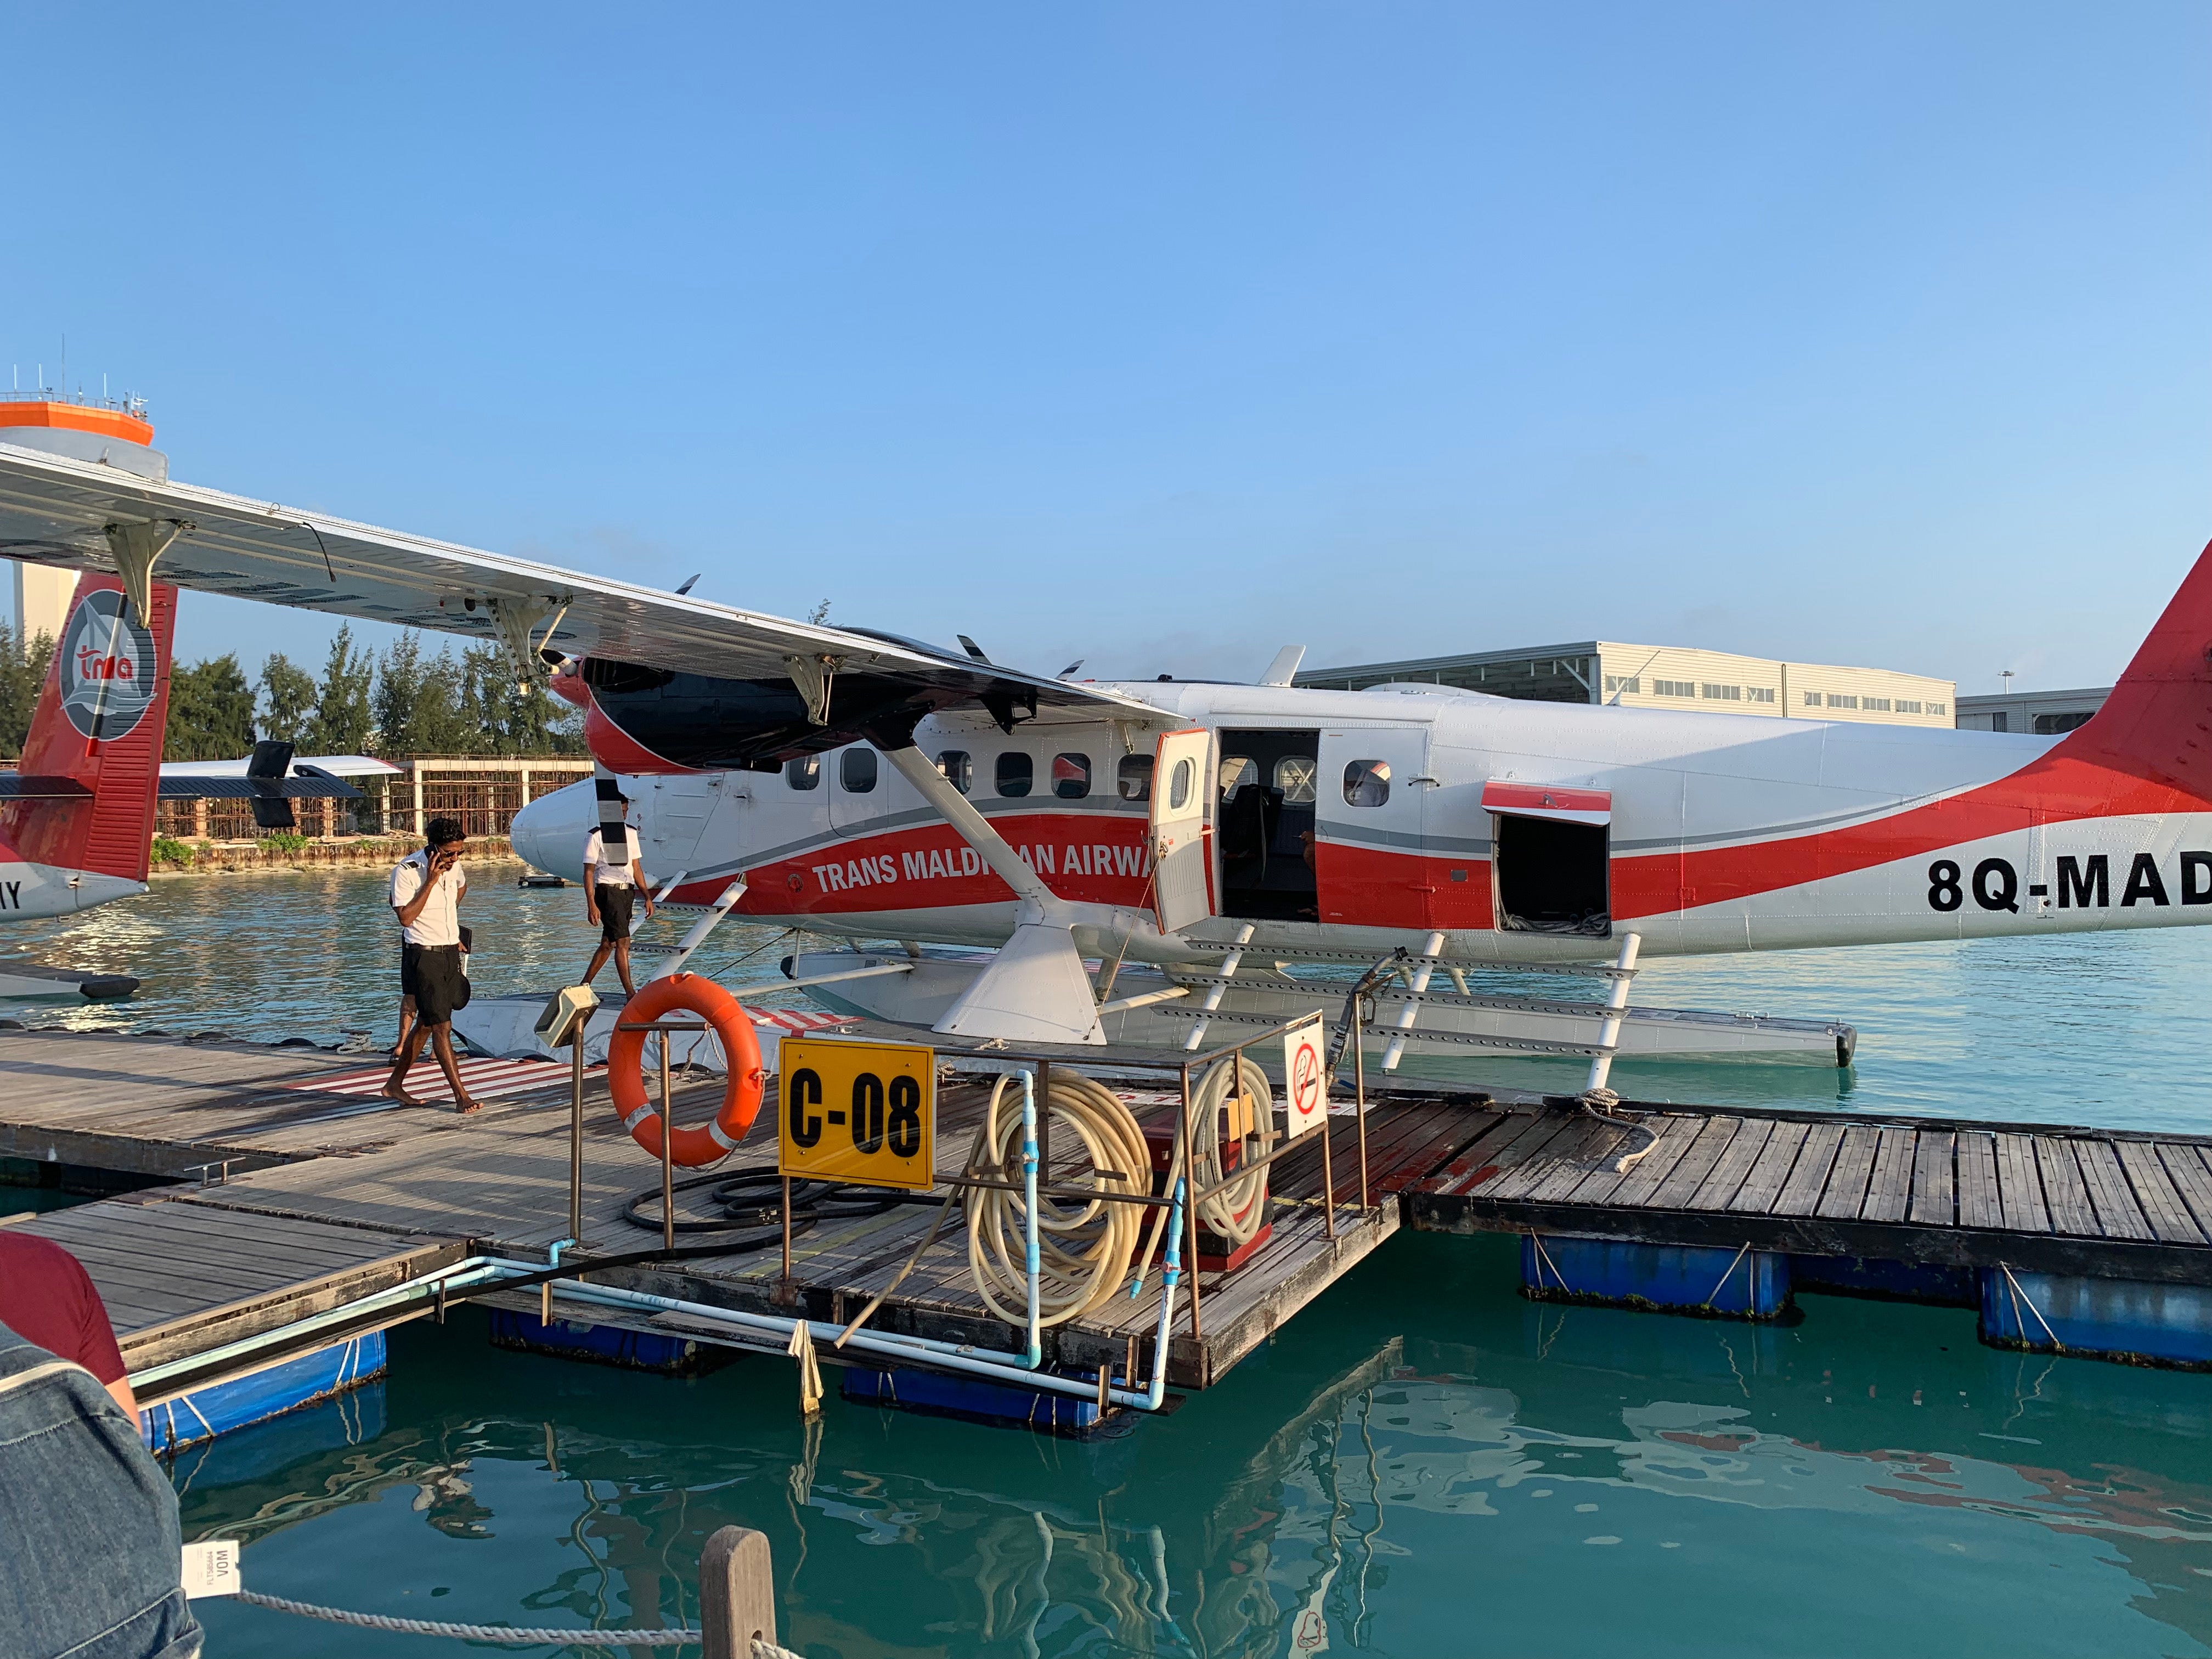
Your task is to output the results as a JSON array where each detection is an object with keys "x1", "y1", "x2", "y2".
[{"x1": 58, "y1": 590, "x2": 160, "y2": 742}]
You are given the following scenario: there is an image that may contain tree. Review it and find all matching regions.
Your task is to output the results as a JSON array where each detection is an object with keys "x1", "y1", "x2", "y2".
[
  {"x1": 166, "y1": 655, "x2": 257, "y2": 761},
  {"x1": 0, "y1": 622, "x2": 55, "y2": 758},
  {"x1": 371, "y1": 631, "x2": 473, "y2": 755},
  {"x1": 307, "y1": 626, "x2": 375, "y2": 754},
  {"x1": 257, "y1": 653, "x2": 318, "y2": 744}
]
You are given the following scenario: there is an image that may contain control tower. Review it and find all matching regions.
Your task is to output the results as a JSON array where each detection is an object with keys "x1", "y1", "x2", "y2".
[{"x1": 0, "y1": 394, "x2": 167, "y2": 646}]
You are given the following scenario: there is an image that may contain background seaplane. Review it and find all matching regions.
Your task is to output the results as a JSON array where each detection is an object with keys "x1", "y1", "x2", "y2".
[
  {"x1": 2, "y1": 433, "x2": 2207, "y2": 1073},
  {"x1": 0, "y1": 566, "x2": 358, "y2": 998}
]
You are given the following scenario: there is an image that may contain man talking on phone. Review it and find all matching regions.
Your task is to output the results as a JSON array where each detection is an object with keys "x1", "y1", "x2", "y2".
[{"x1": 382, "y1": 816, "x2": 484, "y2": 1113}]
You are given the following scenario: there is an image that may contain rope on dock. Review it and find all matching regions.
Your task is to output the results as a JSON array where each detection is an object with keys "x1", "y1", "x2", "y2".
[{"x1": 235, "y1": 1589, "x2": 807, "y2": 1655}]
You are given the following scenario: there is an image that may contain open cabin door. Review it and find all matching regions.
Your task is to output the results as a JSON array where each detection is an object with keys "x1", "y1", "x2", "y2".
[{"x1": 1149, "y1": 727, "x2": 1214, "y2": 934}]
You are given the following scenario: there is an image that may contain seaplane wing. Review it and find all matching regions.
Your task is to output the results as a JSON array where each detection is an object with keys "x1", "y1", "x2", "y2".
[{"x1": 0, "y1": 441, "x2": 1153, "y2": 756}]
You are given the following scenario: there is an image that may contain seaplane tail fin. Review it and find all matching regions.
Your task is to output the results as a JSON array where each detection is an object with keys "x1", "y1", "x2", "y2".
[
  {"x1": 4, "y1": 573, "x2": 179, "y2": 884},
  {"x1": 2049, "y1": 535, "x2": 2212, "y2": 802}
]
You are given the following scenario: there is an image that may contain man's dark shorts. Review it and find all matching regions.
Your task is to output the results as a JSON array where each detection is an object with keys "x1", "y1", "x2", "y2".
[
  {"x1": 400, "y1": 942, "x2": 467, "y2": 1025},
  {"x1": 596, "y1": 883, "x2": 636, "y2": 944}
]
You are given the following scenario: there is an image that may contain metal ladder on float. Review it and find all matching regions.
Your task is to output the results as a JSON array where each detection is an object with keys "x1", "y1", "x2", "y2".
[{"x1": 1173, "y1": 929, "x2": 1646, "y2": 1088}]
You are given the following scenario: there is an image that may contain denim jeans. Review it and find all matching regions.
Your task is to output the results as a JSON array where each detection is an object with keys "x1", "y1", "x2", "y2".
[{"x1": 0, "y1": 1327, "x2": 201, "y2": 1659}]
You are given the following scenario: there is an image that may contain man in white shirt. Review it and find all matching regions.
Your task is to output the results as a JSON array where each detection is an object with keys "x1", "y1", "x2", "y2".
[
  {"x1": 382, "y1": 816, "x2": 484, "y2": 1112},
  {"x1": 583, "y1": 808, "x2": 655, "y2": 996}
]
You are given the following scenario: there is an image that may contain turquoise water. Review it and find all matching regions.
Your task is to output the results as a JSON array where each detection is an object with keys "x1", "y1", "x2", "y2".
[
  {"x1": 175, "y1": 1235, "x2": 2212, "y2": 1658},
  {"x1": 9, "y1": 865, "x2": 2211, "y2": 1132},
  {"x1": 12, "y1": 870, "x2": 2212, "y2": 1654}
]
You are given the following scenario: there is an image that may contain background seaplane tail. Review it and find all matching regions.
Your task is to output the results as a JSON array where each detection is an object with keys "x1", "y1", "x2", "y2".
[{"x1": 0, "y1": 572, "x2": 179, "y2": 921}]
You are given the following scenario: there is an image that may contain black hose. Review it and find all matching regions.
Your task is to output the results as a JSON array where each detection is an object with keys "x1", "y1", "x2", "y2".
[{"x1": 619, "y1": 1168, "x2": 935, "y2": 1252}]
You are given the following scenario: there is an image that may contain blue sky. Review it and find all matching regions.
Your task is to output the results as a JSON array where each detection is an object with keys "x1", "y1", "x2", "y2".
[{"x1": 3, "y1": 3, "x2": 2205, "y2": 695}]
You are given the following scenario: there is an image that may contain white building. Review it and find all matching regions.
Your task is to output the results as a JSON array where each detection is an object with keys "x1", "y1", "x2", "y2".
[
  {"x1": 1955, "y1": 686, "x2": 2109, "y2": 735},
  {"x1": 1296, "y1": 641, "x2": 1955, "y2": 727}
]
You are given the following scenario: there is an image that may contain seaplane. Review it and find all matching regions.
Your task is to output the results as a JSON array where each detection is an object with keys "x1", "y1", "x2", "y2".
[
  {"x1": 0, "y1": 563, "x2": 362, "y2": 997},
  {"x1": 1, "y1": 428, "x2": 2207, "y2": 1077}
]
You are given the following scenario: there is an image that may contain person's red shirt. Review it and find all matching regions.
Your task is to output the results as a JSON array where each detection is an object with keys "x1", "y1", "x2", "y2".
[{"x1": 0, "y1": 1233, "x2": 128, "y2": 1384}]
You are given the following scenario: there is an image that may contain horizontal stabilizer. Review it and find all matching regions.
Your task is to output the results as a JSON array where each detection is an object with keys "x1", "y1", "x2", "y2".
[{"x1": 933, "y1": 920, "x2": 1107, "y2": 1046}]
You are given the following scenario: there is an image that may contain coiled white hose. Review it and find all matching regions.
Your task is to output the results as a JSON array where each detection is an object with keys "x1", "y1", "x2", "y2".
[
  {"x1": 962, "y1": 1058, "x2": 1274, "y2": 1328},
  {"x1": 964, "y1": 1069, "x2": 1158, "y2": 1327},
  {"x1": 1187, "y1": 1053, "x2": 1276, "y2": 1250}
]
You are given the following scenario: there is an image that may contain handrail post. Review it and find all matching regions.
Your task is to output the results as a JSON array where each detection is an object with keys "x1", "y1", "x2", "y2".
[
  {"x1": 659, "y1": 1032, "x2": 675, "y2": 1252},
  {"x1": 701, "y1": 1525, "x2": 776, "y2": 1659},
  {"x1": 568, "y1": 1024, "x2": 586, "y2": 1244},
  {"x1": 1181, "y1": 1060, "x2": 1203, "y2": 1344},
  {"x1": 1353, "y1": 994, "x2": 1370, "y2": 1210}
]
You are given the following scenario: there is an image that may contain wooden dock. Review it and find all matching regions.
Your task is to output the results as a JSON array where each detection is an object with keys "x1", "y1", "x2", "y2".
[
  {"x1": 0, "y1": 1028, "x2": 1437, "y2": 1392},
  {"x1": 9, "y1": 1024, "x2": 2211, "y2": 1409},
  {"x1": 1402, "y1": 1099, "x2": 2212, "y2": 1284}
]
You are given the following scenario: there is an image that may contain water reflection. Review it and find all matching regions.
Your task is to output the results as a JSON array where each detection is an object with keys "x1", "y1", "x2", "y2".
[{"x1": 177, "y1": 1235, "x2": 2212, "y2": 1659}]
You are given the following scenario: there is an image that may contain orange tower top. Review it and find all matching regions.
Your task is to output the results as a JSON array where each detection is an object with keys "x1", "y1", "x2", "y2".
[{"x1": 0, "y1": 398, "x2": 154, "y2": 447}]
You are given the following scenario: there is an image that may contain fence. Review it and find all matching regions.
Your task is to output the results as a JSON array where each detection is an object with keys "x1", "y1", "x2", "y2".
[{"x1": 155, "y1": 757, "x2": 595, "y2": 842}]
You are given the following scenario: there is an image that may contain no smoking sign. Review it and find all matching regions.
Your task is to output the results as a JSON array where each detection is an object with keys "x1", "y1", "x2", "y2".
[{"x1": 1281, "y1": 1017, "x2": 1328, "y2": 1139}]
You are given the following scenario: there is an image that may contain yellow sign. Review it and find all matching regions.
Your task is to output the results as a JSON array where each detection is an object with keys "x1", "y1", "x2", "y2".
[{"x1": 776, "y1": 1037, "x2": 936, "y2": 1190}]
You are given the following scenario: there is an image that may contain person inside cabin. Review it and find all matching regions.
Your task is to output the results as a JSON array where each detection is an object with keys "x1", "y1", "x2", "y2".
[
  {"x1": 382, "y1": 817, "x2": 484, "y2": 1114},
  {"x1": 582, "y1": 798, "x2": 655, "y2": 996}
]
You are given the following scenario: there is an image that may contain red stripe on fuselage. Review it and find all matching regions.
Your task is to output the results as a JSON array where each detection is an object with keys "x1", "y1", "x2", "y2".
[
  {"x1": 1615, "y1": 747, "x2": 2212, "y2": 919},
  {"x1": 720, "y1": 813, "x2": 1153, "y2": 916}
]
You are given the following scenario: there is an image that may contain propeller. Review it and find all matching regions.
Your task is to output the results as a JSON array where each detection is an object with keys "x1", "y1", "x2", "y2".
[
  {"x1": 956, "y1": 634, "x2": 991, "y2": 663},
  {"x1": 674, "y1": 573, "x2": 701, "y2": 595},
  {"x1": 1058, "y1": 658, "x2": 1085, "y2": 679}
]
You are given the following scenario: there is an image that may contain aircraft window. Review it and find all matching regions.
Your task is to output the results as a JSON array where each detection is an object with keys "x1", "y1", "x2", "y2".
[
  {"x1": 1167, "y1": 758, "x2": 1194, "y2": 811},
  {"x1": 786, "y1": 755, "x2": 821, "y2": 791},
  {"x1": 936, "y1": 750, "x2": 972, "y2": 794},
  {"x1": 996, "y1": 752, "x2": 1033, "y2": 798},
  {"x1": 1220, "y1": 756, "x2": 1257, "y2": 797},
  {"x1": 1052, "y1": 754, "x2": 1091, "y2": 799},
  {"x1": 841, "y1": 747, "x2": 878, "y2": 793},
  {"x1": 1118, "y1": 755, "x2": 1153, "y2": 802},
  {"x1": 1342, "y1": 759, "x2": 1391, "y2": 808},
  {"x1": 1273, "y1": 755, "x2": 1317, "y2": 804}
]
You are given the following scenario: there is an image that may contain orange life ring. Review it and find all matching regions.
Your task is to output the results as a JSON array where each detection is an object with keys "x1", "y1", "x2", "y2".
[{"x1": 607, "y1": 974, "x2": 768, "y2": 1167}]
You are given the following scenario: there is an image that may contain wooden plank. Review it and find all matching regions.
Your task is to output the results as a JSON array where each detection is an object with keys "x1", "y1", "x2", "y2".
[
  {"x1": 2114, "y1": 1141, "x2": 2207, "y2": 1245},
  {"x1": 1649, "y1": 1118, "x2": 1738, "y2": 1210},
  {"x1": 1595, "y1": 1116, "x2": 1705, "y2": 1207},
  {"x1": 1858, "y1": 1128, "x2": 1917, "y2": 1223},
  {"x1": 1524, "y1": 1121, "x2": 1644, "y2": 1205},
  {"x1": 1956, "y1": 1133, "x2": 2003, "y2": 1231},
  {"x1": 1422, "y1": 1112, "x2": 1542, "y2": 1193},
  {"x1": 1441, "y1": 1111, "x2": 1578, "y2": 1195},
  {"x1": 1487, "y1": 1118, "x2": 1615, "y2": 1203},
  {"x1": 2034, "y1": 1139, "x2": 2102, "y2": 1238},
  {"x1": 2073, "y1": 1139, "x2": 2157, "y2": 1241},
  {"x1": 1725, "y1": 1120, "x2": 1810, "y2": 1215},
  {"x1": 1685, "y1": 1119, "x2": 1774, "y2": 1211},
  {"x1": 1773, "y1": 1123, "x2": 1849, "y2": 1218},
  {"x1": 1816, "y1": 1126, "x2": 1881, "y2": 1220},
  {"x1": 1909, "y1": 1131, "x2": 1955, "y2": 1226},
  {"x1": 2158, "y1": 1144, "x2": 2212, "y2": 1239},
  {"x1": 1993, "y1": 1134, "x2": 2051, "y2": 1234},
  {"x1": 1565, "y1": 1114, "x2": 1699, "y2": 1206}
]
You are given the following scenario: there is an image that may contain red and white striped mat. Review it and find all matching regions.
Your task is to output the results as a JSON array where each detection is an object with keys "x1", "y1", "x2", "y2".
[
  {"x1": 281, "y1": 1055, "x2": 574, "y2": 1103},
  {"x1": 748, "y1": 1007, "x2": 860, "y2": 1035}
]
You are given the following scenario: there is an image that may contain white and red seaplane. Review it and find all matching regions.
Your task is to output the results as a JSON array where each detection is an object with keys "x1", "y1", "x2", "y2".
[{"x1": 2, "y1": 434, "x2": 2207, "y2": 1073}]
